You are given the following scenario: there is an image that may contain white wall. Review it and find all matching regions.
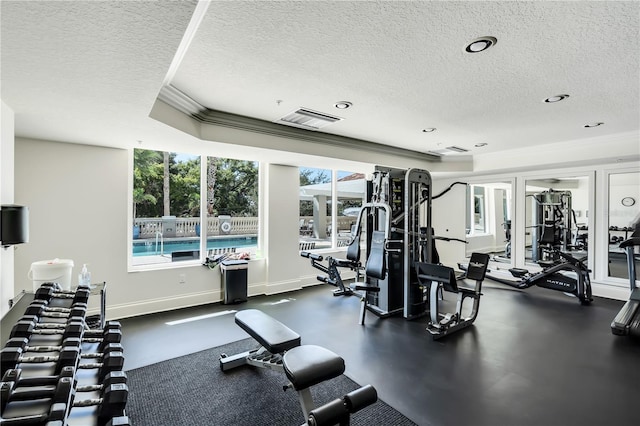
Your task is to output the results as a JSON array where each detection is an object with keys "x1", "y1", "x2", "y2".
[
  {"x1": 10, "y1": 137, "x2": 640, "y2": 321},
  {"x1": 1, "y1": 101, "x2": 16, "y2": 318},
  {"x1": 264, "y1": 164, "x2": 303, "y2": 293},
  {"x1": 12, "y1": 138, "x2": 357, "y2": 319}
]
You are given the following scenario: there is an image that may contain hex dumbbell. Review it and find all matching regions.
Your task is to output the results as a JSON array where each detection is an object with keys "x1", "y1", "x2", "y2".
[
  {"x1": 0, "y1": 345, "x2": 81, "y2": 376},
  {"x1": 34, "y1": 285, "x2": 90, "y2": 305},
  {"x1": 76, "y1": 370, "x2": 127, "y2": 394},
  {"x1": 72, "y1": 382, "x2": 129, "y2": 426},
  {"x1": 4, "y1": 337, "x2": 123, "y2": 357},
  {"x1": 1, "y1": 378, "x2": 74, "y2": 425},
  {"x1": 2, "y1": 366, "x2": 76, "y2": 389},
  {"x1": 0, "y1": 377, "x2": 74, "y2": 423},
  {"x1": 1, "y1": 344, "x2": 124, "y2": 381},
  {"x1": 10, "y1": 318, "x2": 122, "y2": 343},
  {"x1": 24, "y1": 301, "x2": 88, "y2": 320}
]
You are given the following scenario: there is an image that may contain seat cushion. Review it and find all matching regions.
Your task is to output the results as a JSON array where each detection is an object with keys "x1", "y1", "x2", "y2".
[
  {"x1": 235, "y1": 309, "x2": 300, "y2": 354},
  {"x1": 283, "y1": 345, "x2": 345, "y2": 390}
]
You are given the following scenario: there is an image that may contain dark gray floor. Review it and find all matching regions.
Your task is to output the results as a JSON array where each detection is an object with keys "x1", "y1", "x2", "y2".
[{"x1": 121, "y1": 283, "x2": 639, "y2": 426}]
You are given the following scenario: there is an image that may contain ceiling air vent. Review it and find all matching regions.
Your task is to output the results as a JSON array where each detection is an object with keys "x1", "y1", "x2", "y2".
[
  {"x1": 428, "y1": 146, "x2": 469, "y2": 156},
  {"x1": 275, "y1": 108, "x2": 343, "y2": 130}
]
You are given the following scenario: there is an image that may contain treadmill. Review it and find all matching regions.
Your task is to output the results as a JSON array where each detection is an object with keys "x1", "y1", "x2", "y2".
[{"x1": 611, "y1": 236, "x2": 640, "y2": 337}]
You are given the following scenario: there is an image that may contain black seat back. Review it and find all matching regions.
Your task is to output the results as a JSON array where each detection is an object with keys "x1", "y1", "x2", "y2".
[
  {"x1": 539, "y1": 220, "x2": 557, "y2": 245},
  {"x1": 365, "y1": 230, "x2": 386, "y2": 280},
  {"x1": 346, "y1": 229, "x2": 361, "y2": 263},
  {"x1": 415, "y1": 262, "x2": 458, "y2": 293},
  {"x1": 465, "y1": 252, "x2": 490, "y2": 281}
]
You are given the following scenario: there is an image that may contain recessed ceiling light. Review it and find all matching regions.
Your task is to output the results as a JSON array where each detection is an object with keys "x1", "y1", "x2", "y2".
[
  {"x1": 544, "y1": 94, "x2": 570, "y2": 103},
  {"x1": 334, "y1": 101, "x2": 352, "y2": 109},
  {"x1": 584, "y1": 122, "x2": 604, "y2": 128},
  {"x1": 465, "y1": 36, "x2": 497, "y2": 53},
  {"x1": 475, "y1": 143, "x2": 488, "y2": 147},
  {"x1": 422, "y1": 128, "x2": 436, "y2": 133}
]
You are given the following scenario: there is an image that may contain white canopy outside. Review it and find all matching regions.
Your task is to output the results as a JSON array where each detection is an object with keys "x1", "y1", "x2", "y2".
[{"x1": 299, "y1": 178, "x2": 366, "y2": 201}]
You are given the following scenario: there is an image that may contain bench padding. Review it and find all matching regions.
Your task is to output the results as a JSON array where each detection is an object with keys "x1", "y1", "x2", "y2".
[
  {"x1": 283, "y1": 345, "x2": 345, "y2": 391},
  {"x1": 235, "y1": 309, "x2": 301, "y2": 354}
]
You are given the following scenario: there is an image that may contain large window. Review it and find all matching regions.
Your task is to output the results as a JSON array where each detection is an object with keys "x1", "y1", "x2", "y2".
[
  {"x1": 299, "y1": 167, "x2": 332, "y2": 249},
  {"x1": 299, "y1": 168, "x2": 365, "y2": 250},
  {"x1": 132, "y1": 149, "x2": 258, "y2": 267},
  {"x1": 205, "y1": 156, "x2": 259, "y2": 258}
]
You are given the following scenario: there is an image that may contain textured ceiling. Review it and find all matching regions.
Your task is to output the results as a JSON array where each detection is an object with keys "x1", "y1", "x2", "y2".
[
  {"x1": 1, "y1": 0, "x2": 198, "y2": 148},
  {"x1": 172, "y1": 0, "x2": 639, "y2": 156},
  {"x1": 1, "y1": 0, "x2": 639, "y2": 169}
]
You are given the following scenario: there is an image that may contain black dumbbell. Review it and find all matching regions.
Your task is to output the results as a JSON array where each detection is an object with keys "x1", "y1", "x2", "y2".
[
  {"x1": 2, "y1": 366, "x2": 75, "y2": 389},
  {"x1": 34, "y1": 285, "x2": 90, "y2": 305},
  {"x1": 2, "y1": 344, "x2": 124, "y2": 383},
  {"x1": 76, "y1": 351, "x2": 125, "y2": 381},
  {"x1": 24, "y1": 301, "x2": 88, "y2": 320},
  {"x1": 76, "y1": 371, "x2": 127, "y2": 394},
  {"x1": 10, "y1": 318, "x2": 86, "y2": 340},
  {"x1": 40, "y1": 282, "x2": 91, "y2": 293},
  {"x1": 10, "y1": 318, "x2": 122, "y2": 343},
  {"x1": 1, "y1": 345, "x2": 80, "y2": 376},
  {"x1": 1, "y1": 376, "x2": 75, "y2": 418},
  {"x1": 72, "y1": 382, "x2": 129, "y2": 426},
  {"x1": 5, "y1": 337, "x2": 123, "y2": 357}
]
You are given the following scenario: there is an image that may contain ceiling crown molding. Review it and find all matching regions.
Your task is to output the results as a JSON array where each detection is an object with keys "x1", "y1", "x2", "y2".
[{"x1": 157, "y1": 84, "x2": 442, "y2": 163}]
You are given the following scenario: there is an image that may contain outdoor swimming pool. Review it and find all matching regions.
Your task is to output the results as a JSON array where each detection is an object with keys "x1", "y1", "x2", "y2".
[{"x1": 132, "y1": 236, "x2": 257, "y2": 256}]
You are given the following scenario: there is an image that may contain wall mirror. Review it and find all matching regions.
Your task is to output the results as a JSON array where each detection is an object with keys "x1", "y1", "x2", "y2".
[
  {"x1": 608, "y1": 171, "x2": 640, "y2": 280},
  {"x1": 464, "y1": 181, "x2": 513, "y2": 262},
  {"x1": 524, "y1": 176, "x2": 590, "y2": 265}
]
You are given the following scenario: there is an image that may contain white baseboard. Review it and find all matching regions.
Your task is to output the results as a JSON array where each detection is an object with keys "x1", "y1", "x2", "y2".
[
  {"x1": 265, "y1": 278, "x2": 302, "y2": 295},
  {"x1": 592, "y1": 282, "x2": 631, "y2": 301},
  {"x1": 106, "y1": 290, "x2": 223, "y2": 320}
]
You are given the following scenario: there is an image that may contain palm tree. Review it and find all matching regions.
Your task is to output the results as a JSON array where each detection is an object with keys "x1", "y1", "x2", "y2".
[{"x1": 163, "y1": 151, "x2": 170, "y2": 216}]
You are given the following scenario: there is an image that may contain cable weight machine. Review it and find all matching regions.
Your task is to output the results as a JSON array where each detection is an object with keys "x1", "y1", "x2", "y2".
[
  {"x1": 355, "y1": 166, "x2": 433, "y2": 320},
  {"x1": 530, "y1": 189, "x2": 573, "y2": 263}
]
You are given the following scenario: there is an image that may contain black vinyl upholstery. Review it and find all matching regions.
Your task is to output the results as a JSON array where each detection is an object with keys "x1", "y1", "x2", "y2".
[
  {"x1": 465, "y1": 253, "x2": 490, "y2": 281},
  {"x1": 235, "y1": 309, "x2": 301, "y2": 354},
  {"x1": 346, "y1": 232, "x2": 361, "y2": 263},
  {"x1": 283, "y1": 345, "x2": 345, "y2": 391},
  {"x1": 416, "y1": 263, "x2": 458, "y2": 293},
  {"x1": 365, "y1": 231, "x2": 386, "y2": 280}
]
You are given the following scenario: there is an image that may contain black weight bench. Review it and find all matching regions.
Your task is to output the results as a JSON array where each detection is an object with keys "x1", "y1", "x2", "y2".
[{"x1": 219, "y1": 309, "x2": 347, "y2": 420}]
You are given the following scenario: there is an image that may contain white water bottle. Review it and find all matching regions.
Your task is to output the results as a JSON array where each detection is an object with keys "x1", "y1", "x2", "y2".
[{"x1": 79, "y1": 264, "x2": 91, "y2": 287}]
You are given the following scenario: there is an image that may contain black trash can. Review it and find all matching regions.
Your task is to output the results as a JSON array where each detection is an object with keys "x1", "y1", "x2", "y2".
[{"x1": 220, "y1": 260, "x2": 248, "y2": 304}]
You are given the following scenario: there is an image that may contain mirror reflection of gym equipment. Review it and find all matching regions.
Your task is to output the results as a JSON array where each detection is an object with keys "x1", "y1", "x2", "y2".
[
  {"x1": 458, "y1": 177, "x2": 594, "y2": 305},
  {"x1": 524, "y1": 177, "x2": 589, "y2": 265}
]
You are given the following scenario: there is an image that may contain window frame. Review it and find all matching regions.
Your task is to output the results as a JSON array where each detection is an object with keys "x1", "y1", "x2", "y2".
[{"x1": 128, "y1": 149, "x2": 260, "y2": 272}]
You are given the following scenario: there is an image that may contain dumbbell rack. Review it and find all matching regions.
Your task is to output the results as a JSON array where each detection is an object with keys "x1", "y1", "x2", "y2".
[{"x1": 0, "y1": 282, "x2": 130, "y2": 426}]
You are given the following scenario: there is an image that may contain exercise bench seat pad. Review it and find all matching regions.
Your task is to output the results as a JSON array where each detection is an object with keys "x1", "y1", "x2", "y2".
[
  {"x1": 235, "y1": 309, "x2": 301, "y2": 354},
  {"x1": 283, "y1": 345, "x2": 345, "y2": 391}
]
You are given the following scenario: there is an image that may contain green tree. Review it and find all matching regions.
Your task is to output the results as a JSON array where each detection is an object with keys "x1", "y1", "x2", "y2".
[
  {"x1": 208, "y1": 158, "x2": 258, "y2": 216},
  {"x1": 133, "y1": 150, "x2": 258, "y2": 220},
  {"x1": 133, "y1": 149, "x2": 163, "y2": 218},
  {"x1": 171, "y1": 156, "x2": 201, "y2": 216}
]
